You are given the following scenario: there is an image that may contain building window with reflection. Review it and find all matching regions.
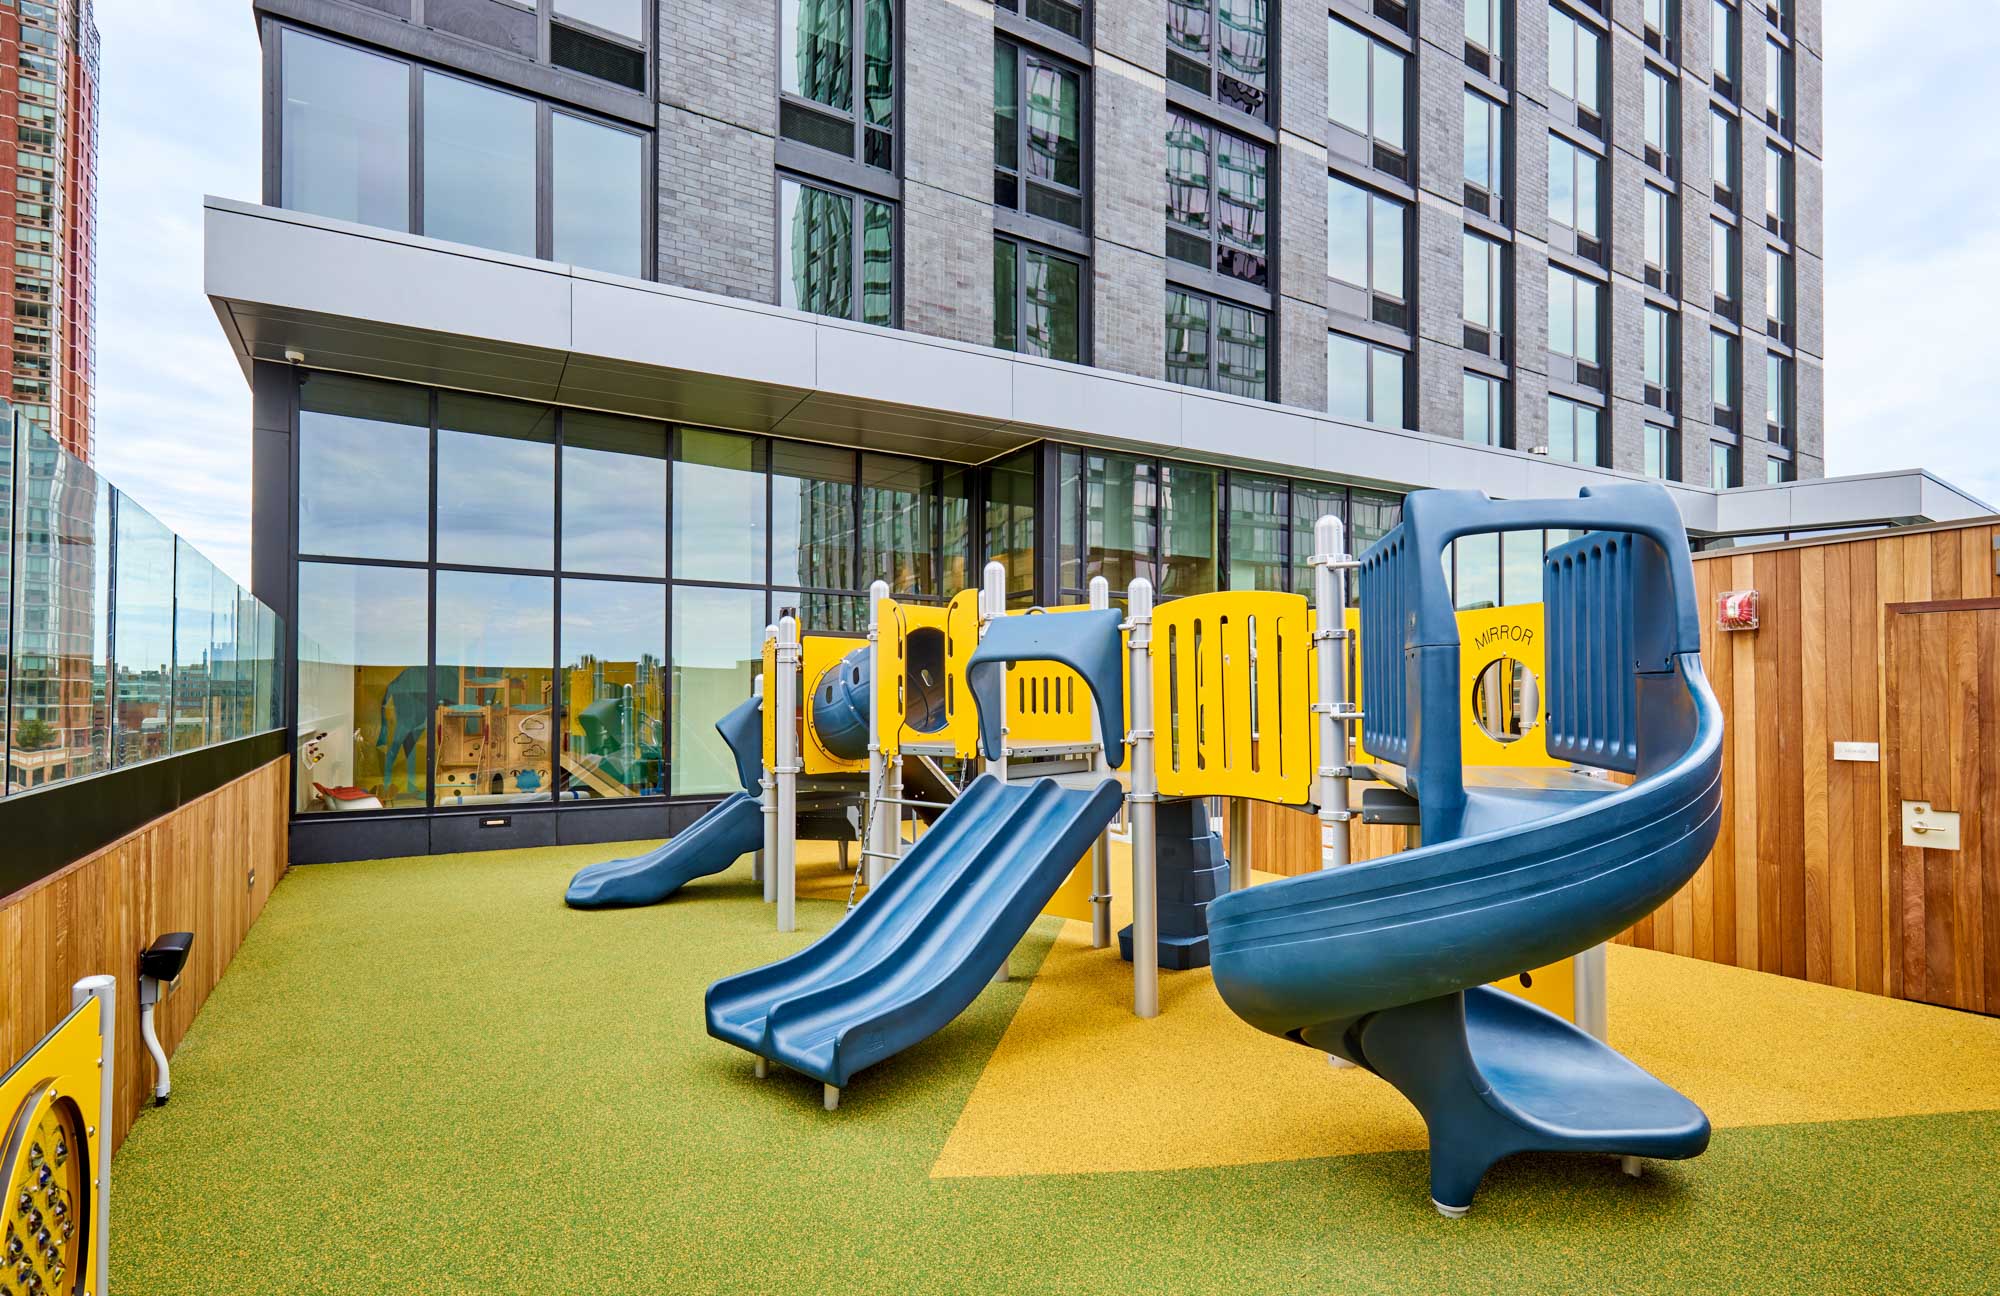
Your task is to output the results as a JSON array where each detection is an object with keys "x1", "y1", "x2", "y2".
[
  {"x1": 1166, "y1": 288, "x2": 1268, "y2": 400},
  {"x1": 994, "y1": 237, "x2": 1085, "y2": 363},
  {"x1": 994, "y1": 40, "x2": 1086, "y2": 229},
  {"x1": 1167, "y1": 0, "x2": 1268, "y2": 120},
  {"x1": 1329, "y1": 18, "x2": 1408, "y2": 179},
  {"x1": 780, "y1": 0, "x2": 896, "y2": 170},
  {"x1": 779, "y1": 176, "x2": 897, "y2": 326},
  {"x1": 1546, "y1": 394, "x2": 1603, "y2": 466},
  {"x1": 995, "y1": 0, "x2": 1086, "y2": 42},
  {"x1": 1327, "y1": 175, "x2": 1407, "y2": 328},
  {"x1": 1167, "y1": 112, "x2": 1268, "y2": 288},
  {"x1": 1326, "y1": 333, "x2": 1406, "y2": 430}
]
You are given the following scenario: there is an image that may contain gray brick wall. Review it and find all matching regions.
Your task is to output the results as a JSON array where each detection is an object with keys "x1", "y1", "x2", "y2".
[
  {"x1": 903, "y1": 0, "x2": 997, "y2": 345},
  {"x1": 1089, "y1": 43, "x2": 1166, "y2": 380}
]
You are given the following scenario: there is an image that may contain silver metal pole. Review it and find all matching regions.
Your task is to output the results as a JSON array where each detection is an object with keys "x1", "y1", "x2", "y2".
[
  {"x1": 980, "y1": 560, "x2": 1009, "y2": 782},
  {"x1": 1126, "y1": 577, "x2": 1159, "y2": 1018},
  {"x1": 775, "y1": 615, "x2": 801, "y2": 932},
  {"x1": 1088, "y1": 574, "x2": 1113, "y2": 949},
  {"x1": 74, "y1": 973, "x2": 114, "y2": 1296},
  {"x1": 1311, "y1": 516, "x2": 1354, "y2": 872},
  {"x1": 754, "y1": 666, "x2": 772, "y2": 894},
  {"x1": 864, "y1": 580, "x2": 892, "y2": 888}
]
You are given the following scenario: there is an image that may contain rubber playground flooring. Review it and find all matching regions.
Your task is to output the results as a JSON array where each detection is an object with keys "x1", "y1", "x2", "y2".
[{"x1": 111, "y1": 840, "x2": 2000, "y2": 1295}]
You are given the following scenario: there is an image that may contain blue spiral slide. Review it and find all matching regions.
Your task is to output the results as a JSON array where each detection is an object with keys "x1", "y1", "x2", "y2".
[
  {"x1": 564, "y1": 692, "x2": 766, "y2": 909},
  {"x1": 1208, "y1": 485, "x2": 1725, "y2": 1215}
]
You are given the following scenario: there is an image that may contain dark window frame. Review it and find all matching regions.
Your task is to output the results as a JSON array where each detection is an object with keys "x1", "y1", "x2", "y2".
[
  {"x1": 993, "y1": 35, "x2": 1090, "y2": 232},
  {"x1": 993, "y1": 234, "x2": 1092, "y2": 365},
  {"x1": 1327, "y1": 14, "x2": 1411, "y2": 180},
  {"x1": 995, "y1": 0, "x2": 1089, "y2": 44},
  {"x1": 1326, "y1": 171, "x2": 1410, "y2": 330},
  {"x1": 1325, "y1": 330, "x2": 1410, "y2": 430},
  {"x1": 1164, "y1": 285, "x2": 1272, "y2": 401},
  {"x1": 1166, "y1": 0, "x2": 1272, "y2": 122},
  {"x1": 774, "y1": 170, "x2": 903, "y2": 328},
  {"x1": 775, "y1": 0, "x2": 901, "y2": 173},
  {"x1": 1167, "y1": 110, "x2": 1273, "y2": 295}
]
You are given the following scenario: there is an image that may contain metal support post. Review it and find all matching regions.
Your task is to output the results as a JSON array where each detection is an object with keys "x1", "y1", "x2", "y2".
[
  {"x1": 74, "y1": 974, "x2": 114, "y2": 1296},
  {"x1": 980, "y1": 560, "x2": 1010, "y2": 782},
  {"x1": 754, "y1": 668, "x2": 771, "y2": 893},
  {"x1": 1311, "y1": 515, "x2": 1355, "y2": 872},
  {"x1": 1126, "y1": 577, "x2": 1159, "y2": 1018},
  {"x1": 775, "y1": 615, "x2": 801, "y2": 933},
  {"x1": 864, "y1": 580, "x2": 893, "y2": 888},
  {"x1": 1088, "y1": 574, "x2": 1113, "y2": 949}
]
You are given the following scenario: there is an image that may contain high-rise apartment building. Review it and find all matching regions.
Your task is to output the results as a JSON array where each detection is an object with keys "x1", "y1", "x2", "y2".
[
  {"x1": 212, "y1": 0, "x2": 1978, "y2": 861},
  {"x1": 1, "y1": 0, "x2": 98, "y2": 460}
]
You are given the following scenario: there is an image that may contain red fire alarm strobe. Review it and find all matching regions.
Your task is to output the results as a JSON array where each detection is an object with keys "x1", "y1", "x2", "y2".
[{"x1": 1717, "y1": 589, "x2": 1759, "y2": 631}]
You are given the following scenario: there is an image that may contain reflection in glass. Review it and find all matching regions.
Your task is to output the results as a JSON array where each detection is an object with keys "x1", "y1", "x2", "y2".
[
  {"x1": 1227, "y1": 474, "x2": 1288, "y2": 591},
  {"x1": 1328, "y1": 19, "x2": 1367, "y2": 133},
  {"x1": 6, "y1": 429, "x2": 107, "y2": 789},
  {"x1": 563, "y1": 412, "x2": 667, "y2": 578},
  {"x1": 1023, "y1": 52, "x2": 1082, "y2": 197},
  {"x1": 436, "y1": 395, "x2": 556, "y2": 569},
  {"x1": 298, "y1": 374, "x2": 431, "y2": 561},
  {"x1": 113, "y1": 500, "x2": 175, "y2": 767},
  {"x1": 672, "y1": 584, "x2": 766, "y2": 794},
  {"x1": 1326, "y1": 175, "x2": 1367, "y2": 285},
  {"x1": 861, "y1": 199, "x2": 895, "y2": 326},
  {"x1": 434, "y1": 571, "x2": 555, "y2": 806},
  {"x1": 423, "y1": 71, "x2": 536, "y2": 257},
  {"x1": 1291, "y1": 482, "x2": 1344, "y2": 594},
  {"x1": 555, "y1": 0, "x2": 644, "y2": 40},
  {"x1": 1166, "y1": 290, "x2": 1210, "y2": 389},
  {"x1": 674, "y1": 428, "x2": 766, "y2": 584},
  {"x1": 861, "y1": 454, "x2": 932, "y2": 594},
  {"x1": 773, "y1": 441, "x2": 856, "y2": 589},
  {"x1": 280, "y1": 29, "x2": 409, "y2": 230},
  {"x1": 940, "y1": 468, "x2": 972, "y2": 594},
  {"x1": 1086, "y1": 453, "x2": 1156, "y2": 591},
  {"x1": 992, "y1": 238, "x2": 1017, "y2": 352},
  {"x1": 1160, "y1": 463, "x2": 1217, "y2": 597},
  {"x1": 172, "y1": 542, "x2": 212, "y2": 753},
  {"x1": 782, "y1": 178, "x2": 852, "y2": 320},
  {"x1": 784, "y1": 0, "x2": 853, "y2": 110},
  {"x1": 209, "y1": 573, "x2": 240, "y2": 744},
  {"x1": 296, "y1": 562, "x2": 431, "y2": 812},
  {"x1": 1215, "y1": 302, "x2": 1268, "y2": 400},
  {"x1": 1452, "y1": 533, "x2": 1501, "y2": 609},
  {"x1": 554, "y1": 114, "x2": 643, "y2": 277},
  {"x1": 1020, "y1": 244, "x2": 1082, "y2": 362},
  {"x1": 984, "y1": 450, "x2": 1037, "y2": 604},
  {"x1": 561, "y1": 579, "x2": 666, "y2": 799}
]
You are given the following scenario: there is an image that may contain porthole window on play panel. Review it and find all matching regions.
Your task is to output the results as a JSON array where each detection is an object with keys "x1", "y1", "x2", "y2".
[{"x1": 275, "y1": 28, "x2": 649, "y2": 277}]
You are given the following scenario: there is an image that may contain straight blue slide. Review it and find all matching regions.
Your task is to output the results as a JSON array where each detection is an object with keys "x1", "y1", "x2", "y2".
[
  {"x1": 706, "y1": 774, "x2": 1124, "y2": 1091},
  {"x1": 564, "y1": 791, "x2": 765, "y2": 908},
  {"x1": 1208, "y1": 485, "x2": 1725, "y2": 1215}
]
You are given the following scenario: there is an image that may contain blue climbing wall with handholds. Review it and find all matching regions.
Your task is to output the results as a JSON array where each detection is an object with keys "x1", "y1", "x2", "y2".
[{"x1": 1119, "y1": 797, "x2": 1232, "y2": 970}]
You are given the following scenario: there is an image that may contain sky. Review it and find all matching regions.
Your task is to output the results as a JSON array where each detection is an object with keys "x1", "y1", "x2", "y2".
[{"x1": 86, "y1": 1, "x2": 2000, "y2": 591}]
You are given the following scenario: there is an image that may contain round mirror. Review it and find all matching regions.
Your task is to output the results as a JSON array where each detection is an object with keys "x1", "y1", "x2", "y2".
[{"x1": 1471, "y1": 656, "x2": 1540, "y2": 744}]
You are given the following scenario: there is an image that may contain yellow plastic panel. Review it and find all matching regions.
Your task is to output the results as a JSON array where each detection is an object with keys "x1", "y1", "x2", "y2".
[
  {"x1": 1493, "y1": 957, "x2": 1577, "y2": 1022},
  {"x1": 937, "y1": 589, "x2": 982, "y2": 758},
  {"x1": 760, "y1": 634, "x2": 777, "y2": 772},
  {"x1": 875, "y1": 597, "x2": 910, "y2": 758},
  {"x1": 800, "y1": 634, "x2": 870, "y2": 775},
  {"x1": 1, "y1": 994, "x2": 103, "y2": 1296},
  {"x1": 1153, "y1": 592, "x2": 1313, "y2": 805},
  {"x1": 1002, "y1": 605, "x2": 1117, "y2": 752},
  {"x1": 1456, "y1": 604, "x2": 1560, "y2": 770},
  {"x1": 878, "y1": 600, "x2": 972, "y2": 759}
]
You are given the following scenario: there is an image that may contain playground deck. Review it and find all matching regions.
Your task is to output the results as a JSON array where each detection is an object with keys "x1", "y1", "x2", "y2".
[{"x1": 109, "y1": 840, "x2": 2000, "y2": 1295}]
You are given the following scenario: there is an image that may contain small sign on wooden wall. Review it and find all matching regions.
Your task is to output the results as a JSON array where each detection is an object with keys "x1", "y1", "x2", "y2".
[{"x1": 1717, "y1": 590, "x2": 1759, "y2": 631}]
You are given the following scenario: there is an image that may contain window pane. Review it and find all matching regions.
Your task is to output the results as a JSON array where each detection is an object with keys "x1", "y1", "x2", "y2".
[
  {"x1": 432, "y1": 571, "x2": 553, "y2": 806},
  {"x1": 1023, "y1": 54, "x2": 1082, "y2": 192},
  {"x1": 422, "y1": 72, "x2": 536, "y2": 257},
  {"x1": 1290, "y1": 482, "x2": 1344, "y2": 593},
  {"x1": 560, "y1": 578, "x2": 666, "y2": 799},
  {"x1": 553, "y1": 114, "x2": 643, "y2": 277},
  {"x1": 1548, "y1": 135, "x2": 1574, "y2": 228},
  {"x1": 1575, "y1": 404, "x2": 1600, "y2": 465},
  {"x1": 436, "y1": 394, "x2": 555, "y2": 569},
  {"x1": 1371, "y1": 195, "x2": 1405, "y2": 297},
  {"x1": 861, "y1": 199, "x2": 895, "y2": 326},
  {"x1": 1645, "y1": 187, "x2": 1667, "y2": 266},
  {"x1": 670, "y1": 585, "x2": 765, "y2": 794},
  {"x1": 1468, "y1": 0, "x2": 1492, "y2": 46},
  {"x1": 1712, "y1": 331, "x2": 1733, "y2": 406},
  {"x1": 1085, "y1": 454, "x2": 1156, "y2": 590},
  {"x1": 1575, "y1": 20, "x2": 1599, "y2": 110},
  {"x1": 1645, "y1": 425, "x2": 1666, "y2": 478},
  {"x1": 993, "y1": 239, "x2": 1018, "y2": 350},
  {"x1": 1215, "y1": 131, "x2": 1268, "y2": 274},
  {"x1": 1215, "y1": 303, "x2": 1267, "y2": 397},
  {"x1": 555, "y1": 0, "x2": 643, "y2": 40},
  {"x1": 1327, "y1": 333, "x2": 1367, "y2": 421},
  {"x1": 295, "y1": 561, "x2": 430, "y2": 812},
  {"x1": 940, "y1": 467, "x2": 972, "y2": 593},
  {"x1": 1550, "y1": 9, "x2": 1575, "y2": 97},
  {"x1": 1373, "y1": 348, "x2": 1405, "y2": 428},
  {"x1": 1575, "y1": 147, "x2": 1599, "y2": 236},
  {"x1": 861, "y1": 453, "x2": 933, "y2": 593},
  {"x1": 673, "y1": 427, "x2": 766, "y2": 584},
  {"x1": 781, "y1": 178, "x2": 852, "y2": 319},
  {"x1": 1166, "y1": 290, "x2": 1211, "y2": 388},
  {"x1": 563, "y1": 412, "x2": 667, "y2": 578},
  {"x1": 113, "y1": 500, "x2": 175, "y2": 767},
  {"x1": 280, "y1": 30, "x2": 409, "y2": 231},
  {"x1": 1712, "y1": 0, "x2": 1732, "y2": 77},
  {"x1": 1022, "y1": 246, "x2": 1083, "y2": 363},
  {"x1": 984, "y1": 448, "x2": 1037, "y2": 605},
  {"x1": 1548, "y1": 267, "x2": 1575, "y2": 355},
  {"x1": 1326, "y1": 175, "x2": 1367, "y2": 285},
  {"x1": 1463, "y1": 372, "x2": 1494, "y2": 445},
  {"x1": 1501, "y1": 529, "x2": 1543, "y2": 606},
  {"x1": 1463, "y1": 232, "x2": 1491, "y2": 328},
  {"x1": 1374, "y1": 45, "x2": 1406, "y2": 150},
  {"x1": 863, "y1": 0, "x2": 894, "y2": 129},
  {"x1": 783, "y1": 0, "x2": 853, "y2": 111},
  {"x1": 1465, "y1": 93, "x2": 1492, "y2": 187},
  {"x1": 297, "y1": 374, "x2": 430, "y2": 561},
  {"x1": 1547, "y1": 395, "x2": 1573, "y2": 461},
  {"x1": 1227, "y1": 473, "x2": 1288, "y2": 591},
  {"x1": 993, "y1": 42, "x2": 1019, "y2": 174},
  {"x1": 1766, "y1": 353, "x2": 1784, "y2": 425},
  {"x1": 1328, "y1": 19, "x2": 1367, "y2": 132},
  {"x1": 1645, "y1": 70, "x2": 1664, "y2": 148},
  {"x1": 1454, "y1": 533, "x2": 1500, "y2": 610},
  {"x1": 1575, "y1": 276, "x2": 1599, "y2": 363},
  {"x1": 1645, "y1": 306, "x2": 1665, "y2": 385},
  {"x1": 1167, "y1": 114, "x2": 1213, "y2": 241},
  {"x1": 772, "y1": 441, "x2": 855, "y2": 589},
  {"x1": 1160, "y1": 463, "x2": 1217, "y2": 597}
]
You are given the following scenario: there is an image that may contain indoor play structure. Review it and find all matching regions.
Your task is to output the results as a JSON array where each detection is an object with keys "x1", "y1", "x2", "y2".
[
  {"x1": 1207, "y1": 487, "x2": 1723, "y2": 1215},
  {"x1": 2, "y1": 975, "x2": 113, "y2": 1296}
]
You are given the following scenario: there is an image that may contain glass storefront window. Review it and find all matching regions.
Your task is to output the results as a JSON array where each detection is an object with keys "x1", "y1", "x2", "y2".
[
  {"x1": 434, "y1": 571, "x2": 555, "y2": 807},
  {"x1": 1086, "y1": 453, "x2": 1156, "y2": 592},
  {"x1": 672, "y1": 584, "x2": 767, "y2": 794},
  {"x1": 984, "y1": 449, "x2": 1037, "y2": 605},
  {"x1": 560, "y1": 578, "x2": 666, "y2": 799},
  {"x1": 553, "y1": 113, "x2": 645, "y2": 278},
  {"x1": 436, "y1": 395, "x2": 556, "y2": 570},
  {"x1": 1159, "y1": 462, "x2": 1217, "y2": 598},
  {"x1": 562, "y1": 412, "x2": 667, "y2": 578},
  {"x1": 422, "y1": 71, "x2": 537, "y2": 257},
  {"x1": 861, "y1": 454, "x2": 932, "y2": 594},
  {"x1": 939, "y1": 468, "x2": 972, "y2": 595},
  {"x1": 1290, "y1": 482, "x2": 1344, "y2": 594},
  {"x1": 297, "y1": 375, "x2": 431, "y2": 562},
  {"x1": 296, "y1": 562, "x2": 431, "y2": 813},
  {"x1": 773, "y1": 441, "x2": 856, "y2": 590},
  {"x1": 172, "y1": 541, "x2": 212, "y2": 753},
  {"x1": 113, "y1": 500, "x2": 174, "y2": 767},
  {"x1": 280, "y1": 29, "x2": 410, "y2": 231},
  {"x1": 1227, "y1": 473, "x2": 1287, "y2": 592},
  {"x1": 673, "y1": 429, "x2": 766, "y2": 584}
]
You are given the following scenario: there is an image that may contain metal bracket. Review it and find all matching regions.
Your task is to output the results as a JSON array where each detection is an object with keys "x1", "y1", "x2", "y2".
[{"x1": 1126, "y1": 792, "x2": 1159, "y2": 805}]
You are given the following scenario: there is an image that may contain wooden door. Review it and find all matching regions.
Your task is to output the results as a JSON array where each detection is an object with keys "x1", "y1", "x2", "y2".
[{"x1": 1885, "y1": 603, "x2": 2000, "y2": 1013}]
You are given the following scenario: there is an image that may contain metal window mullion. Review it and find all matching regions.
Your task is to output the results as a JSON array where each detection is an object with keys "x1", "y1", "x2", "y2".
[
  {"x1": 551, "y1": 408, "x2": 563, "y2": 804},
  {"x1": 426, "y1": 389, "x2": 439, "y2": 810},
  {"x1": 410, "y1": 60, "x2": 425, "y2": 236}
]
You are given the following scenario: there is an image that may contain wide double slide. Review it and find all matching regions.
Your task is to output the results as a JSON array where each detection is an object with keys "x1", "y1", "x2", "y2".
[
  {"x1": 706, "y1": 774, "x2": 1123, "y2": 1089},
  {"x1": 1208, "y1": 485, "x2": 1725, "y2": 1214}
]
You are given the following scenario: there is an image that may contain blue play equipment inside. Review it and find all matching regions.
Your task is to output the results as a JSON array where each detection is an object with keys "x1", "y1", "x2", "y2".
[{"x1": 1207, "y1": 484, "x2": 1725, "y2": 1215}]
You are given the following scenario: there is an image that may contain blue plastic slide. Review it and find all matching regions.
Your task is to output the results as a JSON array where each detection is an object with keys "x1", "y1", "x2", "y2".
[
  {"x1": 1207, "y1": 485, "x2": 1724, "y2": 1214},
  {"x1": 564, "y1": 691, "x2": 766, "y2": 909},
  {"x1": 706, "y1": 774, "x2": 1124, "y2": 1090}
]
